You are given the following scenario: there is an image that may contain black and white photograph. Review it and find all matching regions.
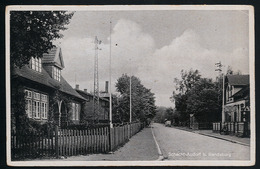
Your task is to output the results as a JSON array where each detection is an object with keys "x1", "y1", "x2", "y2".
[{"x1": 6, "y1": 5, "x2": 255, "y2": 166}]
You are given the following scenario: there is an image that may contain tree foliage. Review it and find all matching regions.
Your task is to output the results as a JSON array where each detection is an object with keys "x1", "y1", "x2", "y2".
[
  {"x1": 154, "y1": 107, "x2": 180, "y2": 125},
  {"x1": 173, "y1": 69, "x2": 201, "y2": 94},
  {"x1": 226, "y1": 66, "x2": 242, "y2": 75},
  {"x1": 186, "y1": 78, "x2": 221, "y2": 122},
  {"x1": 153, "y1": 106, "x2": 167, "y2": 123},
  {"x1": 10, "y1": 11, "x2": 74, "y2": 131},
  {"x1": 171, "y1": 69, "x2": 201, "y2": 124},
  {"x1": 10, "y1": 11, "x2": 74, "y2": 69},
  {"x1": 115, "y1": 74, "x2": 157, "y2": 125},
  {"x1": 171, "y1": 69, "x2": 221, "y2": 125}
]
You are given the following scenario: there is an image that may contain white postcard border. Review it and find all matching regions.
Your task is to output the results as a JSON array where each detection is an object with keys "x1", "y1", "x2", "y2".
[{"x1": 6, "y1": 5, "x2": 255, "y2": 166}]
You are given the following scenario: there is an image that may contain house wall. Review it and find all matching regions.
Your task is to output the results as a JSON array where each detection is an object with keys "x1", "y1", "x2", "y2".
[
  {"x1": 82, "y1": 98, "x2": 109, "y2": 122},
  {"x1": 82, "y1": 99, "x2": 94, "y2": 122},
  {"x1": 225, "y1": 99, "x2": 249, "y2": 123},
  {"x1": 13, "y1": 79, "x2": 53, "y2": 124},
  {"x1": 12, "y1": 47, "x2": 87, "y2": 129},
  {"x1": 224, "y1": 84, "x2": 251, "y2": 125},
  {"x1": 68, "y1": 100, "x2": 82, "y2": 125},
  {"x1": 13, "y1": 77, "x2": 86, "y2": 129},
  {"x1": 216, "y1": 75, "x2": 250, "y2": 137}
]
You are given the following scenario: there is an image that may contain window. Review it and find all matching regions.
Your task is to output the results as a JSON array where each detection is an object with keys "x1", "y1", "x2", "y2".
[
  {"x1": 25, "y1": 90, "x2": 32, "y2": 98},
  {"x1": 53, "y1": 66, "x2": 61, "y2": 81},
  {"x1": 71, "y1": 103, "x2": 75, "y2": 119},
  {"x1": 41, "y1": 102, "x2": 47, "y2": 119},
  {"x1": 41, "y1": 94, "x2": 47, "y2": 102},
  {"x1": 34, "y1": 92, "x2": 40, "y2": 100},
  {"x1": 226, "y1": 85, "x2": 234, "y2": 103},
  {"x1": 33, "y1": 101, "x2": 40, "y2": 119},
  {"x1": 41, "y1": 94, "x2": 48, "y2": 119},
  {"x1": 25, "y1": 99, "x2": 32, "y2": 118},
  {"x1": 227, "y1": 85, "x2": 233, "y2": 98},
  {"x1": 75, "y1": 104, "x2": 79, "y2": 120},
  {"x1": 31, "y1": 57, "x2": 42, "y2": 72},
  {"x1": 71, "y1": 102, "x2": 80, "y2": 121},
  {"x1": 25, "y1": 89, "x2": 48, "y2": 120}
]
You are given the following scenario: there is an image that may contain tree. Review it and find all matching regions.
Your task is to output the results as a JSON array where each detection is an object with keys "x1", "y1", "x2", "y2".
[
  {"x1": 186, "y1": 78, "x2": 221, "y2": 122},
  {"x1": 226, "y1": 66, "x2": 242, "y2": 75},
  {"x1": 115, "y1": 74, "x2": 157, "y2": 125},
  {"x1": 171, "y1": 69, "x2": 201, "y2": 124},
  {"x1": 226, "y1": 66, "x2": 234, "y2": 75},
  {"x1": 172, "y1": 93, "x2": 189, "y2": 123},
  {"x1": 10, "y1": 11, "x2": 74, "y2": 131},
  {"x1": 171, "y1": 69, "x2": 222, "y2": 126},
  {"x1": 154, "y1": 106, "x2": 167, "y2": 123},
  {"x1": 173, "y1": 69, "x2": 201, "y2": 94},
  {"x1": 10, "y1": 11, "x2": 74, "y2": 69},
  {"x1": 165, "y1": 108, "x2": 174, "y2": 121},
  {"x1": 154, "y1": 107, "x2": 179, "y2": 124},
  {"x1": 111, "y1": 94, "x2": 126, "y2": 123}
]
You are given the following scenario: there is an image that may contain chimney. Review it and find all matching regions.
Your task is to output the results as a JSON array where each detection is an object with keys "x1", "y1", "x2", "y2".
[
  {"x1": 105, "y1": 81, "x2": 109, "y2": 93},
  {"x1": 75, "y1": 84, "x2": 79, "y2": 90},
  {"x1": 84, "y1": 89, "x2": 88, "y2": 93}
]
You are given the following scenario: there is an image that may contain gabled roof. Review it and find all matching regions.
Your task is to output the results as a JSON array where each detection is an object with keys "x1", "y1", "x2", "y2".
[
  {"x1": 42, "y1": 47, "x2": 65, "y2": 69},
  {"x1": 76, "y1": 89, "x2": 109, "y2": 102},
  {"x1": 233, "y1": 85, "x2": 249, "y2": 98},
  {"x1": 226, "y1": 75, "x2": 249, "y2": 86},
  {"x1": 13, "y1": 64, "x2": 85, "y2": 101},
  {"x1": 99, "y1": 92, "x2": 110, "y2": 98}
]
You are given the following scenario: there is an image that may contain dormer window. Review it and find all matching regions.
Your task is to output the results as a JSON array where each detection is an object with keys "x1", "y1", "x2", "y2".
[
  {"x1": 53, "y1": 66, "x2": 61, "y2": 81},
  {"x1": 226, "y1": 85, "x2": 234, "y2": 103},
  {"x1": 31, "y1": 57, "x2": 42, "y2": 72}
]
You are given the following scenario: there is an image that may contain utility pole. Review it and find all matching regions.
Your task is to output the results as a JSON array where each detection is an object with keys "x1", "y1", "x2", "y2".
[
  {"x1": 109, "y1": 21, "x2": 113, "y2": 129},
  {"x1": 215, "y1": 61, "x2": 225, "y2": 123},
  {"x1": 93, "y1": 36, "x2": 101, "y2": 124},
  {"x1": 108, "y1": 20, "x2": 113, "y2": 153},
  {"x1": 129, "y1": 74, "x2": 132, "y2": 123},
  {"x1": 113, "y1": 40, "x2": 133, "y2": 124}
]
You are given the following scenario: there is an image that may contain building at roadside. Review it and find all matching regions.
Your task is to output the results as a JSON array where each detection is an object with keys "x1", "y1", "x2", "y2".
[
  {"x1": 75, "y1": 83, "x2": 109, "y2": 125},
  {"x1": 11, "y1": 47, "x2": 86, "y2": 129},
  {"x1": 213, "y1": 74, "x2": 250, "y2": 137}
]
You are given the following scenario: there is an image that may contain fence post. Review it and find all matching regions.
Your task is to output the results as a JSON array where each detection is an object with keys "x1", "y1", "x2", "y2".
[
  {"x1": 130, "y1": 123, "x2": 132, "y2": 137},
  {"x1": 108, "y1": 126, "x2": 112, "y2": 152},
  {"x1": 127, "y1": 124, "x2": 129, "y2": 139},
  {"x1": 55, "y1": 125, "x2": 59, "y2": 159}
]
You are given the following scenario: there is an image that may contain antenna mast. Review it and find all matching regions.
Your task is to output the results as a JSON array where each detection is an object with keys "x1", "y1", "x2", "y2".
[{"x1": 93, "y1": 36, "x2": 101, "y2": 123}]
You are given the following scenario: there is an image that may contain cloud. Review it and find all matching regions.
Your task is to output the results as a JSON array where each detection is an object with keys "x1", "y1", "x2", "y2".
[
  {"x1": 60, "y1": 19, "x2": 155, "y2": 93},
  {"x1": 151, "y1": 29, "x2": 248, "y2": 77},
  {"x1": 59, "y1": 21, "x2": 249, "y2": 107},
  {"x1": 137, "y1": 29, "x2": 249, "y2": 107},
  {"x1": 59, "y1": 37, "x2": 96, "y2": 91},
  {"x1": 110, "y1": 19, "x2": 155, "y2": 76}
]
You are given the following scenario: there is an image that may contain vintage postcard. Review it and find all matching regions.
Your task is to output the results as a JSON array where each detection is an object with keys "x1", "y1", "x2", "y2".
[{"x1": 6, "y1": 5, "x2": 255, "y2": 166}]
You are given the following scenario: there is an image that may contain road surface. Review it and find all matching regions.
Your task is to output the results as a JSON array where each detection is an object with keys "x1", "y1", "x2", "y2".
[{"x1": 151, "y1": 123, "x2": 250, "y2": 160}]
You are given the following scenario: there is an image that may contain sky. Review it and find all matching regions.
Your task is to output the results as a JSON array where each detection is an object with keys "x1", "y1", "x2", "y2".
[{"x1": 55, "y1": 9, "x2": 250, "y2": 107}]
